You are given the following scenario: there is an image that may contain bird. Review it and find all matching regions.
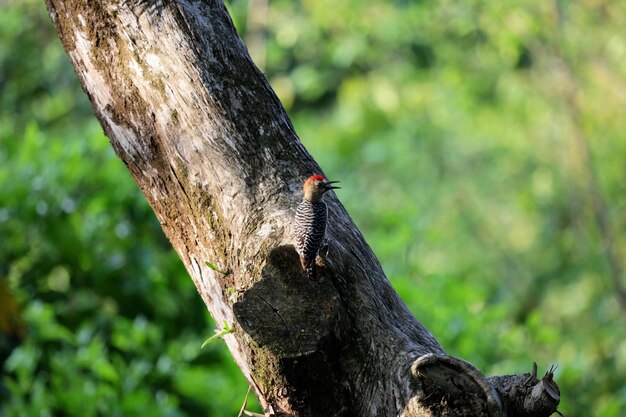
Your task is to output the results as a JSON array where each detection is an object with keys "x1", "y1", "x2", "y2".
[{"x1": 295, "y1": 174, "x2": 340, "y2": 280}]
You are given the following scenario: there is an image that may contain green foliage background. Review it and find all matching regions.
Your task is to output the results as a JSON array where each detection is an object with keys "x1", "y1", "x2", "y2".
[{"x1": 1, "y1": 0, "x2": 625, "y2": 415}]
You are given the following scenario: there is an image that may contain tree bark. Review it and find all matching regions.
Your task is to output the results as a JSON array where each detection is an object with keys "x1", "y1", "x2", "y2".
[{"x1": 44, "y1": 1, "x2": 561, "y2": 416}]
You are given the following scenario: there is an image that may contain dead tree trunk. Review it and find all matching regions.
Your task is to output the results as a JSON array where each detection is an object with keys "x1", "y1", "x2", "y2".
[{"x1": 45, "y1": 1, "x2": 561, "y2": 416}]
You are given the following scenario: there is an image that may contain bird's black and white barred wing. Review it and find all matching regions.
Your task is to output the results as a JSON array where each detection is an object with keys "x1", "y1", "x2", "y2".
[{"x1": 295, "y1": 200, "x2": 328, "y2": 270}]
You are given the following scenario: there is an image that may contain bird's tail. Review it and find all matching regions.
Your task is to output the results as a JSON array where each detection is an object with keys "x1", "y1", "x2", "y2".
[{"x1": 306, "y1": 262, "x2": 317, "y2": 281}]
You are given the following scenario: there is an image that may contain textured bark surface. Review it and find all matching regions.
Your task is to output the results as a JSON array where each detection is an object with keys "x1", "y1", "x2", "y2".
[{"x1": 45, "y1": 1, "x2": 561, "y2": 416}]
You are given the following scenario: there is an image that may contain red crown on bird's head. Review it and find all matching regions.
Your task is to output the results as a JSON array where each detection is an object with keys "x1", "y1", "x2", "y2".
[{"x1": 304, "y1": 174, "x2": 325, "y2": 189}]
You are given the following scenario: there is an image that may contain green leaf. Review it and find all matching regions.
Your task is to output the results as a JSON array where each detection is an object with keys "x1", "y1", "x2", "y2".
[
  {"x1": 201, "y1": 320, "x2": 233, "y2": 349},
  {"x1": 204, "y1": 261, "x2": 231, "y2": 275}
]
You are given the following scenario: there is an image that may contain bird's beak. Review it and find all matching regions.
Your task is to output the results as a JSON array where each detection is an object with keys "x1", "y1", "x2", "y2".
[{"x1": 324, "y1": 180, "x2": 341, "y2": 190}]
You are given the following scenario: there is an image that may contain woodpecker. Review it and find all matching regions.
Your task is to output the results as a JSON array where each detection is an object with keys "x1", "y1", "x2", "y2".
[{"x1": 295, "y1": 175, "x2": 340, "y2": 280}]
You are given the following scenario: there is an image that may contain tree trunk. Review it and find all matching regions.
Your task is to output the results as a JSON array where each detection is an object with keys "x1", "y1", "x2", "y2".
[{"x1": 44, "y1": 1, "x2": 561, "y2": 416}]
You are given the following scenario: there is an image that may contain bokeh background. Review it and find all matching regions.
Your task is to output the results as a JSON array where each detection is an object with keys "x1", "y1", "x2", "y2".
[{"x1": 1, "y1": 0, "x2": 625, "y2": 415}]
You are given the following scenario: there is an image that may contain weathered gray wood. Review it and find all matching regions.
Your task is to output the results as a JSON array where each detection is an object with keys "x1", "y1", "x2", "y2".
[{"x1": 44, "y1": 1, "x2": 561, "y2": 416}]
